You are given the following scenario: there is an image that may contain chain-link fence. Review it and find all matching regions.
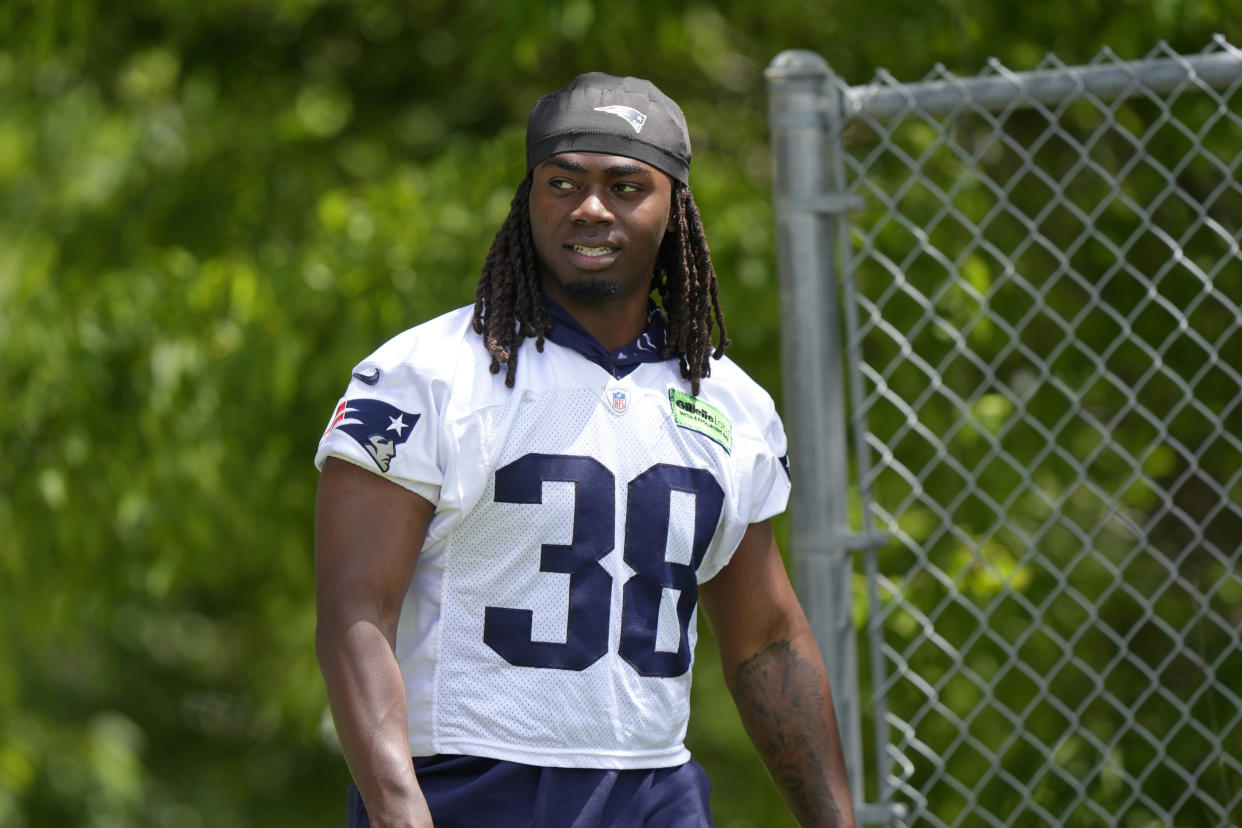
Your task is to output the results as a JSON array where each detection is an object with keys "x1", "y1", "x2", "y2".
[{"x1": 766, "y1": 38, "x2": 1242, "y2": 827}]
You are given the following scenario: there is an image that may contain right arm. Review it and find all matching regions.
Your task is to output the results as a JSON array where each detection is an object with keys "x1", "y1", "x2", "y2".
[
  {"x1": 700, "y1": 520, "x2": 855, "y2": 828},
  {"x1": 315, "y1": 456, "x2": 437, "y2": 828}
]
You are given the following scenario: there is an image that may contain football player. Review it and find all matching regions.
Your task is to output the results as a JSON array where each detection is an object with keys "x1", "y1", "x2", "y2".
[{"x1": 315, "y1": 72, "x2": 855, "y2": 828}]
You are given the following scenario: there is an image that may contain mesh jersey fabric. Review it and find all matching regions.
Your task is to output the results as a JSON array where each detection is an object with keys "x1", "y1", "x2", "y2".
[{"x1": 315, "y1": 304, "x2": 791, "y2": 769}]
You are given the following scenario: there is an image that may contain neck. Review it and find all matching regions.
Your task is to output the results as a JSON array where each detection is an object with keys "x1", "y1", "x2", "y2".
[
  {"x1": 541, "y1": 277, "x2": 652, "y2": 351},
  {"x1": 556, "y1": 294, "x2": 650, "y2": 351}
]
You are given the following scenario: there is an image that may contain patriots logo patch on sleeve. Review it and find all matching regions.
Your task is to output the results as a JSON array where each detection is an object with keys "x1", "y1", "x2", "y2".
[{"x1": 325, "y1": 398, "x2": 420, "y2": 473}]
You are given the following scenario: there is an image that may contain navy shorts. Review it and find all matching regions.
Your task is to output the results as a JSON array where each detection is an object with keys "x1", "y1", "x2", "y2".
[{"x1": 346, "y1": 754, "x2": 713, "y2": 828}]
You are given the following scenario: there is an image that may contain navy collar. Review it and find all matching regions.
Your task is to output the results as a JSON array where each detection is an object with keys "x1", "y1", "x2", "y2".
[{"x1": 542, "y1": 296, "x2": 671, "y2": 380}]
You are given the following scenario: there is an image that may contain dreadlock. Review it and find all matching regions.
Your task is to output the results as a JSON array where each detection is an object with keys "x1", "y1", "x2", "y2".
[{"x1": 472, "y1": 175, "x2": 729, "y2": 396}]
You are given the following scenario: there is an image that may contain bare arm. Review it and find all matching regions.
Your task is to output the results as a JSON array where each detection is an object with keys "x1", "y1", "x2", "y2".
[
  {"x1": 699, "y1": 520, "x2": 855, "y2": 828},
  {"x1": 315, "y1": 456, "x2": 436, "y2": 828}
]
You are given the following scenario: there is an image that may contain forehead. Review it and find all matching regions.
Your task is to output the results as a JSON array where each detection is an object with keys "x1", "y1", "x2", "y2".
[{"x1": 537, "y1": 152, "x2": 663, "y2": 178}]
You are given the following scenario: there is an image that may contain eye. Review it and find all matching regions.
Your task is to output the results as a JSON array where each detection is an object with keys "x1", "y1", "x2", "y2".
[
  {"x1": 613, "y1": 181, "x2": 643, "y2": 194},
  {"x1": 548, "y1": 178, "x2": 577, "y2": 190}
]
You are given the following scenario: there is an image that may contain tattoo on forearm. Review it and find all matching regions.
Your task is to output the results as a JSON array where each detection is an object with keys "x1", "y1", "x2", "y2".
[{"x1": 732, "y1": 640, "x2": 845, "y2": 827}]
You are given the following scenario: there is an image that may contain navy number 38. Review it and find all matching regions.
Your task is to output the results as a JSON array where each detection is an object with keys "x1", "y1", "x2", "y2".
[{"x1": 483, "y1": 453, "x2": 725, "y2": 678}]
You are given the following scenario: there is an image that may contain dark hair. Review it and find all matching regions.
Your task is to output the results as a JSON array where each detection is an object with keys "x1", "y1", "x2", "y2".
[{"x1": 472, "y1": 174, "x2": 729, "y2": 395}]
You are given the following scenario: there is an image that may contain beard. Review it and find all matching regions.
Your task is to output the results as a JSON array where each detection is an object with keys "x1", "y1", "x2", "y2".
[{"x1": 559, "y1": 277, "x2": 619, "y2": 301}]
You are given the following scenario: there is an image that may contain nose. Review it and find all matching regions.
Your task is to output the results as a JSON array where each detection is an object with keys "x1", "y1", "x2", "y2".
[{"x1": 570, "y1": 187, "x2": 614, "y2": 225}]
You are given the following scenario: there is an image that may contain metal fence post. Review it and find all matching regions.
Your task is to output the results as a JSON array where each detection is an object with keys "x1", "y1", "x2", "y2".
[{"x1": 765, "y1": 50, "x2": 865, "y2": 812}]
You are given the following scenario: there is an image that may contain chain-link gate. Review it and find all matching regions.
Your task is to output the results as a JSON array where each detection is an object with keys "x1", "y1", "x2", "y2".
[{"x1": 766, "y1": 38, "x2": 1242, "y2": 827}]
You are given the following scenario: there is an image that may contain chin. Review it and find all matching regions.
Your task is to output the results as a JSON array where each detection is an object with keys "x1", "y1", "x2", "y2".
[{"x1": 562, "y1": 278, "x2": 620, "y2": 300}]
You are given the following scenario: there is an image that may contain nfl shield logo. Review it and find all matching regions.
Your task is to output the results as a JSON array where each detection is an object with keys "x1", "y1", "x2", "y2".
[{"x1": 611, "y1": 390, "x2": 629, "y2": 412}]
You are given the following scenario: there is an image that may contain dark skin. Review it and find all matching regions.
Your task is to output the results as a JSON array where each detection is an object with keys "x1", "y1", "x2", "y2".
[
  {"x1": 698, "y1": 520, "x2": 855, "y2": 828},
  {"x1": 315, "y1": 151, "x2": 855, "y2": 827},
  {"x1": 316, "y1": 457, "x2": 435, "y2": 828},
  {"x1": 527, "y1": 152, "x2": 672, "y2": 350}
]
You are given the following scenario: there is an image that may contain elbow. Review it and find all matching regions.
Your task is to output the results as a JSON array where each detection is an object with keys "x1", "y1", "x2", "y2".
[
  {"x1": 314, "y1": 601, "x2": 399, "y2": 670},
  {"x1": 719, "y1": 603, "x2": 819, "y2": 689},
  {"x1": 751, "y1": 600, "x2": 816, "y2": 657}
]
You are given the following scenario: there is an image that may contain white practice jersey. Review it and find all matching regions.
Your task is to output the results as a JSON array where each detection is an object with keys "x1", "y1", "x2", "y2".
[{"x1": 315, "y1": 304, "x2": 791, "y2": 769}]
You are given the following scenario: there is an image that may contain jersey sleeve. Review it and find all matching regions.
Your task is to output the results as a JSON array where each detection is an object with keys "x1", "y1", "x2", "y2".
[
  {"x1": 315, "y1": 344, "x2": 446, "y2": 505},
  {"x1": 696, "y1": 378, "x2": 792, "y2": 584},
  {"x1": 746, "y1": 407, "x2": 792, "y2": 524}
]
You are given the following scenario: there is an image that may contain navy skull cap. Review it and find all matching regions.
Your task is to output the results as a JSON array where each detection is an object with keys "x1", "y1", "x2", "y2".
[{"x1": 525, "y1": 72, "x2": 691, "y2": 185}]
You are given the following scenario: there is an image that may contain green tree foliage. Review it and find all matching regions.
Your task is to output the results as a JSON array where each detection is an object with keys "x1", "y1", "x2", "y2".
[{"x1": 0, "y1": 1, "x2": 1233, "y2": 825}]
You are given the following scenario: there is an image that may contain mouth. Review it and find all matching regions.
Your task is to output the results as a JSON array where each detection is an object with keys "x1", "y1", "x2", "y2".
[
  {"x1": 567, "y1": 243, "x2": 620, "y2": 257},
  {"x1": 564, "y1": 242, "x2": 621, "y2": 270}
]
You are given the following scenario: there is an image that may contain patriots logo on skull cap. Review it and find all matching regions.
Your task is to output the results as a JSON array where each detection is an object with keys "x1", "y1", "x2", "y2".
[
  {"x1": 325, "y1": 398, "x2": 420, "y2": 473},
  {"x1": 594, "y1": 105, "x2": 647, "y2": 133}
]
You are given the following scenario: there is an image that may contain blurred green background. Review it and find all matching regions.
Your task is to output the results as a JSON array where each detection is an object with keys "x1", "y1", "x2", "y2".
[{"x1": 0, "y1": 1, "x2": 1235, "y2": 825}]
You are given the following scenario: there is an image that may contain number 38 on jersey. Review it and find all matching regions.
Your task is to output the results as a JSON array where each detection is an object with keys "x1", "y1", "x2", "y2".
[{"x1": 482, "y1": 453, "x2": 724, "y2": 679}]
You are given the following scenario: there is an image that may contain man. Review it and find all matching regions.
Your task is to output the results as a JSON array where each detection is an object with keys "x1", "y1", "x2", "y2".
[{"x1": 314, "y1": 72, "x2": 855, "y2": 828}]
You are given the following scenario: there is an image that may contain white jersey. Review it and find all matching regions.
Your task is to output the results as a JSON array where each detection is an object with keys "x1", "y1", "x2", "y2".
[{"x1": 315, "y1": 304, "x2": 790, "y2": 769}]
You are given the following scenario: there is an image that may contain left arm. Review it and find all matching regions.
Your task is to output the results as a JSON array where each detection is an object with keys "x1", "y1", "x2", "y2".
[{"x1": 699, "y1": 519, "x2": 855, "y2": 828}]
